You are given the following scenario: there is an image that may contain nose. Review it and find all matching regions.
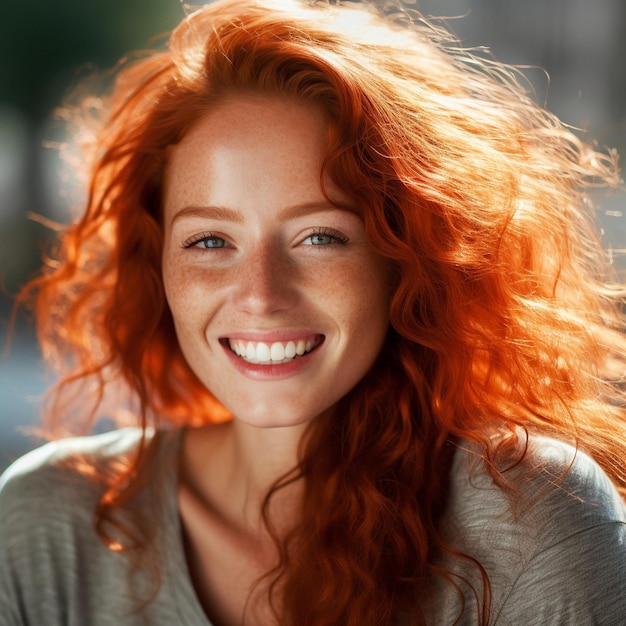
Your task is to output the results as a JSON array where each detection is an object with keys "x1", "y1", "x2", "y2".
[{"x1": 234, "y1": 243, "x2": 299, "y2": 316}]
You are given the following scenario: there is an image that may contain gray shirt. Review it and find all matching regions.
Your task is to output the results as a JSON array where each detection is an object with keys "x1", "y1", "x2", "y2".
[{"x1": 1, "y1": 428, "x2": 625, "y2": 625}]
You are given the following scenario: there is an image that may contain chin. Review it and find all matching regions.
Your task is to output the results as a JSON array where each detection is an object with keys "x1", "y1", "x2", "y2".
[{"x1": 230, "y1": 405, "x2": 324, "y2": 430}]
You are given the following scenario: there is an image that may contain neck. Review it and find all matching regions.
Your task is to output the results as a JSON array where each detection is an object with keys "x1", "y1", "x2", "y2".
[
  {"x1": 181, "y1": 419, "x2": 308, "y2": 535},
  {"x1": 231, "y1": 419, "x2": 306, "y2": 525}
]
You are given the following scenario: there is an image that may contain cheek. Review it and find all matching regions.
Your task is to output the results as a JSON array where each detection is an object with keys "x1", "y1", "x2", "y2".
[
  {"x1": 161, "y1": 265, "x2": 214, "y2": 380},
  {"x1": 326, "y1": 256, "x2": 390, "y2": 335},
  {"x1": 162, "y1": 261, "x2": 204, "y2": 331},
  {"x1": 162, "y1": 263, "x2": 185, "y2": 320},
  {"x1": 360, "y1": 264, "x2": 391, "y2": 352}
]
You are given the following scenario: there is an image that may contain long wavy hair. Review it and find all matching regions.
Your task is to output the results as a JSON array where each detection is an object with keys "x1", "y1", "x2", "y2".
[{"x1": 20, "y1": 0, "x2": 626, "y2": 623}]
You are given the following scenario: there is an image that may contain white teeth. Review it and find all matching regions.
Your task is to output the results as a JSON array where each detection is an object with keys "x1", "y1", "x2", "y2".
[
  {"x1": 270, "y1": 342, "x2": 285, "y2": 361},
  {"x1": 256, "y1": 342, "x2": 271, "y2": 362},
  {"x1": 228, "y1": 338, "x2": 319, "y2": 364}
]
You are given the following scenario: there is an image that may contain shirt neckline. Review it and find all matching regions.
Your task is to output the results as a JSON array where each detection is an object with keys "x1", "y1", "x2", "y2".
[{"x1": 158, "y1": 427, "x2": 215, "y2": 625}]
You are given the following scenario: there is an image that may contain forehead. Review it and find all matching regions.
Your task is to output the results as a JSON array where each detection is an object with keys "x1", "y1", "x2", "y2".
[
  {"x1": 168, "y1": 95, "x2": 326, "y2": 166},
  {"x1": 163, "y1": 95, "x2": 343, "y2": 213}
]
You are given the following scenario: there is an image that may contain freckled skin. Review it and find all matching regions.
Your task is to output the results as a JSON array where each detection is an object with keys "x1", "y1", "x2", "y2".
[{"x1": 162, "y1": 95, "x2": 390, "y2": 429}]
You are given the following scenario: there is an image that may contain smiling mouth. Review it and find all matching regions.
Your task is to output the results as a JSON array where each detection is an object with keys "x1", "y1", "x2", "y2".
[{"x1": 225, "y1": 335, "x2": 324, "y2": 364}]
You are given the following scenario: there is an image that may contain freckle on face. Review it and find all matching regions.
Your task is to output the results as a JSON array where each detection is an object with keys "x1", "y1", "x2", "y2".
[{"x1": 161, "y1": 95, "x2": 390, "y2": 429}]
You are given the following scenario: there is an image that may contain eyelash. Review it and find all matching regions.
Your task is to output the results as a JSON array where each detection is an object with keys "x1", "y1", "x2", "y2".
[
  {"x1": 181, "y1": 228, "x2": 349, "y2": 250},
  {"x1": 182, "y1": 232, "x2": 227, "y2": 249},
  {"x1": 302, "y1": 228, "x2": 349, "y2": 246}
]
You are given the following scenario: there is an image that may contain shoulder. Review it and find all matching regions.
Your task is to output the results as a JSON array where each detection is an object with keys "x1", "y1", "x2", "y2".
[
  {"x1": 449, "y1": 434, "x2": 626, "y2": 530},
  {"x1": 522, "y1": 434, "x2": 624, "y2": 509},
  {"x1": 501, "y1": 436, "x2": 626, "y2": 624},
  {"x1": 0, "y1": 428, "x2": 184, "y2": 625},
  {"x1": 0, "y1": 428, "x2": 146, "y2": 520},
  {"x1": 447, "y1": 434, "x2": 626, "y2": 568},
  {"x1": 438, "y1": 435, "x2": 626, "y2": 625},
  {"x1": 0, "y1": 427, "x2": 176, "y2": 547}
]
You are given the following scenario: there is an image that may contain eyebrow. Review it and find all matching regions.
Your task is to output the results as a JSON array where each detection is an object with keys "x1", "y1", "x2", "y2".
[
  {"x1": 170, "y1": 201, "x2": 354, "y2": 226},
  {"x1": 171, "y1": 205, "x2": 244, "y2": 225}
]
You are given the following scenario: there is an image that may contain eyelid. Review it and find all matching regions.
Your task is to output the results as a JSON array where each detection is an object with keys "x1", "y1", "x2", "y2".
[
  {"x1": 180, "y1": 227, "x2": 349, "y2": 250},
  {"x1": 181, "y1": 232, "x2": 229, "y2": 249},
  {"x1": 300, "y1": 227, "x2": 349, "y2": 245}
]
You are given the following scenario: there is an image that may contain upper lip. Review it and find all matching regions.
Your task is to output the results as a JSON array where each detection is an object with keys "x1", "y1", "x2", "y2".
[{"x1": 219, "y1": 331, "x2": 324, "y2": 343}]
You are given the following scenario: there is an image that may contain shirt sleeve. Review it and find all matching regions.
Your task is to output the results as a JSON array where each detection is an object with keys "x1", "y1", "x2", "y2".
[
  {"x1": 0, "y1": 441, "x2": 98, "y2": 626},
  {"x1": 495, "y1": 520, "x2": 626, "y2": 626},
  {"x1": 0, "y1": 471, "x2": 29, "y2": 626}
]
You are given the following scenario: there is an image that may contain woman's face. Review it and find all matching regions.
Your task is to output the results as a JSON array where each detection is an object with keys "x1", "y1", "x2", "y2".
[{"x1": 162, "y1": 95, "x2": 389, "y2": 429}]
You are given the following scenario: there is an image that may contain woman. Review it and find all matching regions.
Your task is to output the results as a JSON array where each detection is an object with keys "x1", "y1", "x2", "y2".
[{"x1": 1, "y1": 0, "x2": 625, "y2": 624}]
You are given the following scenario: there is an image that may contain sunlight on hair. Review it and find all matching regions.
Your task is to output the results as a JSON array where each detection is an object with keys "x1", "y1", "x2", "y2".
[{"x1": 6, "y1": 2, "x2": 626, "y2": 624}]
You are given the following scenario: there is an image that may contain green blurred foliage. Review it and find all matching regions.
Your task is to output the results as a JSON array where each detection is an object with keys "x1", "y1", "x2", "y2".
[
  {"x1": 0, "y1": 0, "x2": 183, "y2": 121},
  {"x1": 0, "y1": 0, "x2": 184, "y2": 322}
]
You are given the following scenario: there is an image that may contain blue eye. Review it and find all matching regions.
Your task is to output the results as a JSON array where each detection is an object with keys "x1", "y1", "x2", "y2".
[
  {"x1": 305, "y1": 234, "x2": 334, "y2": 245},
  {"x1": 198, "y1": 236, "x2": 226, "y2": 248},
  {"x1": 182, "y1": 233, "x2": 228, "y2": 249},
  {"x1": 302, "y1": 230, "x2": 348, "y2": 246}
]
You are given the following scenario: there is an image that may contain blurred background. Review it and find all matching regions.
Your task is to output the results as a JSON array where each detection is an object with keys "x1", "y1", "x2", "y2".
[{"x1": 1, "y1": 0, "x2": 625, "y2": 472}]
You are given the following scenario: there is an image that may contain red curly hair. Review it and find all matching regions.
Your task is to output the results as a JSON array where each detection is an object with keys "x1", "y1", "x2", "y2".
[{"x1": 21, "y1": 0, "x2": 626, "y2": 624}]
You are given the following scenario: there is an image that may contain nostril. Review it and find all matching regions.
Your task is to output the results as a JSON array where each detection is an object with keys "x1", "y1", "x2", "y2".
[{"x1": 235, "y1": 266, "x2": 299, "y2": 314}]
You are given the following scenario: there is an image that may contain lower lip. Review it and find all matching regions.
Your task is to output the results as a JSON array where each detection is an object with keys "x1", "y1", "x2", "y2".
[{"x1": 221, "y1": 340, "x2": 323, "y2": 381}]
